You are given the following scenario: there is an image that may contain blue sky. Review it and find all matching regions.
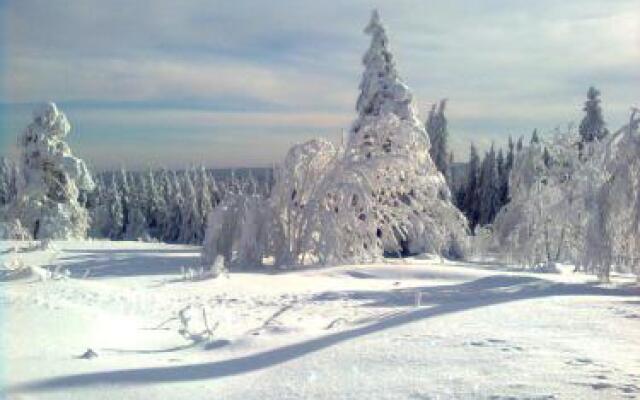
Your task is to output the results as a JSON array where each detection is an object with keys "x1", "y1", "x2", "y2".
[{"x1": 0, "y1": 0, "x2": 638, "y2": 170}]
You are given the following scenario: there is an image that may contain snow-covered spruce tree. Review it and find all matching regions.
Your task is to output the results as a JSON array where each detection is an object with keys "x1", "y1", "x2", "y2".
[
  {"x1": 477, "y1": 145, "x2": 501, "y2": 227},
  {"x1": 144, "y1": 169, "x2": 166, "y2": 239},
  {"x1": 196, "y1": 166, "x2": 214, "y2": 239},
  {"x1": 502, "y1": 136, "x2": 515, "y2": 203},
  {"x1": 112, "y1": 168, "x2": 134, "y2": 239},
  {"x1": 346, "y1": 10, "x2": 468, "y2": 256},
  {"x1": 6, "y1": 103, "x2": 94, "y2": 239},
  {"x1": 179, "y1": 169, "x2": 202, "y2": 244},
  {"x1": 579, "y1": 86, "x2": 608, "y2": 144},
  {"x1": 165, "y1": 170, "x2": 184, "y2": 242},
  {"x1": 125, "y1": 174, "x2": 148, "y2": 240},
  {"x1": 426, "y1": 99, "x2": 450, "y2": 180},
  {"x1": 461, "y1": 144, "x2": 481, "y2": 230},
  {"x1": 107, "y1": 176, "x2": 124, "y2": 239},
  {"x1": 516, "y1": 136, "x2": 524, "y2": 152},
  {"x1": 157, "y1": 168, "x2": 175, "y2": 241},
  {"x1": 582, "y1": 109, "x2": 640, "y2": 281},
  {"x1": 0, "y1": 157, "x2": 17, "y2": 207},
  {"x1": 88, "y1": 173, "x2": 109, "y2": 238}
]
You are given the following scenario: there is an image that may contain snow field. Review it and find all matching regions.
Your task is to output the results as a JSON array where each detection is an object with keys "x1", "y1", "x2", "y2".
[{"x1": 1, "y1": 241, "x2": 639, "y2": 399}]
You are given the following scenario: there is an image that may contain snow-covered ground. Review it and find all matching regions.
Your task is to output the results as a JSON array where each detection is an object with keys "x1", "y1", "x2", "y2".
[{"x1": 1, "y1": 241, "x2": 639, "y2": 399}]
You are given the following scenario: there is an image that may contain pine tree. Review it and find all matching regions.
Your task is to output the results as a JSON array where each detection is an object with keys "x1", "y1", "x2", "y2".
[
  {"x1": 197, "y1": 166, "x2": 213, "y2": 238},
  {"x1": 579, "y1": 86, "x2": 608, "y2": 143},
  {"x1": 499, "y1": 136, "x2": 515, "y2": 205},
  {"x1": 107, "y1": 176, "x2": 124, "y2": 239},
  {"x1": 478, "y1": 145, "x2": 500, "y2": 226},
  {"x1": 506, "y1": 136, "x2": 515, "y2": 171},
  {"x1": 543, "y1": 147, "x2": 552, "y2": 168},
  {"x1": 346, "y1": 9, "x2": 467, "y2": 255},
  {"x1": 426, "y1": 99, "x2": 450, "y2": 179},
  {"x1": 179, "y1": 170, "x2": 202, "y2": 244},
  {"x1": 145, "y1": 169, "x2": 165, "y2": 239},
  {"x1": 496, "y1": 149, "x2": 505, "y2": 188},
  {"x1": 516, "y1": 136, "x2": 524, "y2": 152},
  {"x1": 118, "y1": 168, "x2": 130, "y2": 238},
  {"x1": 530, "y1": 129, "x2": 540, "y2": 145},
  {"x1": 463, "y1": 144, "x2": 481, "y2": 229},
  {"x1": 125, "y1": 175, "x2": 148, "y2": 240},
  {"x1": 160, "y1": 169, "x2": 177, "y2": 241},
  {"x1": 0, "y1": 157, "x2": 11, "y2": 206}
]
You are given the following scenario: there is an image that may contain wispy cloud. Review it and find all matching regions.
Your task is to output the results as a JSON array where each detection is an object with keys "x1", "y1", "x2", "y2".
[{"x1": 1, "y1": 0, "x2": 638, "y2": 166}]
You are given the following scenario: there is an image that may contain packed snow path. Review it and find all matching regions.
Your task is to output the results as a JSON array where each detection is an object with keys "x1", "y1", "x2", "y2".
[{"x1": 1, "y1": 241, "x2": 639, "y2": 399}]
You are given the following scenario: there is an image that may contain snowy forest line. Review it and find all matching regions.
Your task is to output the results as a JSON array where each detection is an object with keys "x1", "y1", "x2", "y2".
[
  {"x1": 0, "y1": 163, "x2": 273, "y2": 245},
  {"x1": 1, "y1": 11, "x2": 639, "y2": 283}
]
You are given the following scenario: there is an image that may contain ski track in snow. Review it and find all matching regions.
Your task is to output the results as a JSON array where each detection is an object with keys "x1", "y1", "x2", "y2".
[{"x1": 1, "y1": 241, "x2": 639, "y2": 400}]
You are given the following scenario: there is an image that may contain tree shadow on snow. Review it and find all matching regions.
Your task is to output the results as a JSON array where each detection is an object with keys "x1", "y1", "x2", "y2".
[
  {"x1": 7, "y1": 274, "x2": 638, "y2": 394},
  {"x1": 53, "y1": 252, "x2": 200, "y2": 279},
  {"x1": 65, "y1": 248, "x2": 199, "y2": 254}
]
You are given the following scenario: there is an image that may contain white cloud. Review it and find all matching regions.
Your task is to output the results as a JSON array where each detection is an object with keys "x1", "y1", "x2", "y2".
[{"x1": 2, "y1": 0, "x2": 639, "y2": 165}]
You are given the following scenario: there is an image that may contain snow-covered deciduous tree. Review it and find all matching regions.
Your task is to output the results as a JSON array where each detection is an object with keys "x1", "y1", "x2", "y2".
[
  {"x1": 491, "y1": 124, "x2": 607, "y2": 268},
  {"x1": 5, "y1": 103, "x2": 94, "y2": 239},
  {"x1": 202, "y1": 193, "x2": 271, "y2": 270},
  {"x1": 268, "y1": 139, "x2": 340, "y2": 265},
  {"x1": 582, "y1": 108, "x2": 640, "y2": 281}
]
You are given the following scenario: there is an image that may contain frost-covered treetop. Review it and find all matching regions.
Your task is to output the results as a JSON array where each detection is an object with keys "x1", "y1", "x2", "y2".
[
  {"x1": 20, "y1": 102, "x2": 94, "y2": 193},
  {"x1": 32, "y1": 102, "x2": 70, "y2": 139},
  {"x1": 349, "y1": 10, "x2": 432, "y2": 172},
  {"x1": 354, "y1": 10, "x2": 414, "y2": 125},
  {"x1": 22, "y1": 103, "x2": 71, "y2": 166}
]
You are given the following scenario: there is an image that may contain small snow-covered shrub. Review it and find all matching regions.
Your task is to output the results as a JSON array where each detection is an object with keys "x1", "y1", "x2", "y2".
[
  {"x1": 0, "y1": 218, "x2": 32, "y2": 240},
  {"x1": 202, "y1": 194, "x2": 269, "y2": 270},
  {"x1": 529, "y1": 261, "x2": 560, "y2": 274}
]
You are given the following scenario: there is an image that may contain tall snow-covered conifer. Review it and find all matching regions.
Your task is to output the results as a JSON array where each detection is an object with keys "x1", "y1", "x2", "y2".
[
  {"x1": 346, "y1": 10, "x2": 467, "y2": 255},
  {"x1": 8, "y1": 103, "x2": 94, "y2": 239}
]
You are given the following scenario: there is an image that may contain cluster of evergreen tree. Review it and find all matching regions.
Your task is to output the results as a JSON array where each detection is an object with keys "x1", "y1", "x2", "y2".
[
  {"x1": 454, "y1": 137, "x2": 519, "y2": 231},
  {"x1": 87, "y1": 168, "x2": 272, "y2": 244},
  {"x1": 0, "y1": 157, "x2": 19, "y2": 208},
  {"x1": 424, "y1": 97, "x2": 519, "y2": 231},
  {"x1": 449, "y1": 86, "x2": 608, "y2": 232}
]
